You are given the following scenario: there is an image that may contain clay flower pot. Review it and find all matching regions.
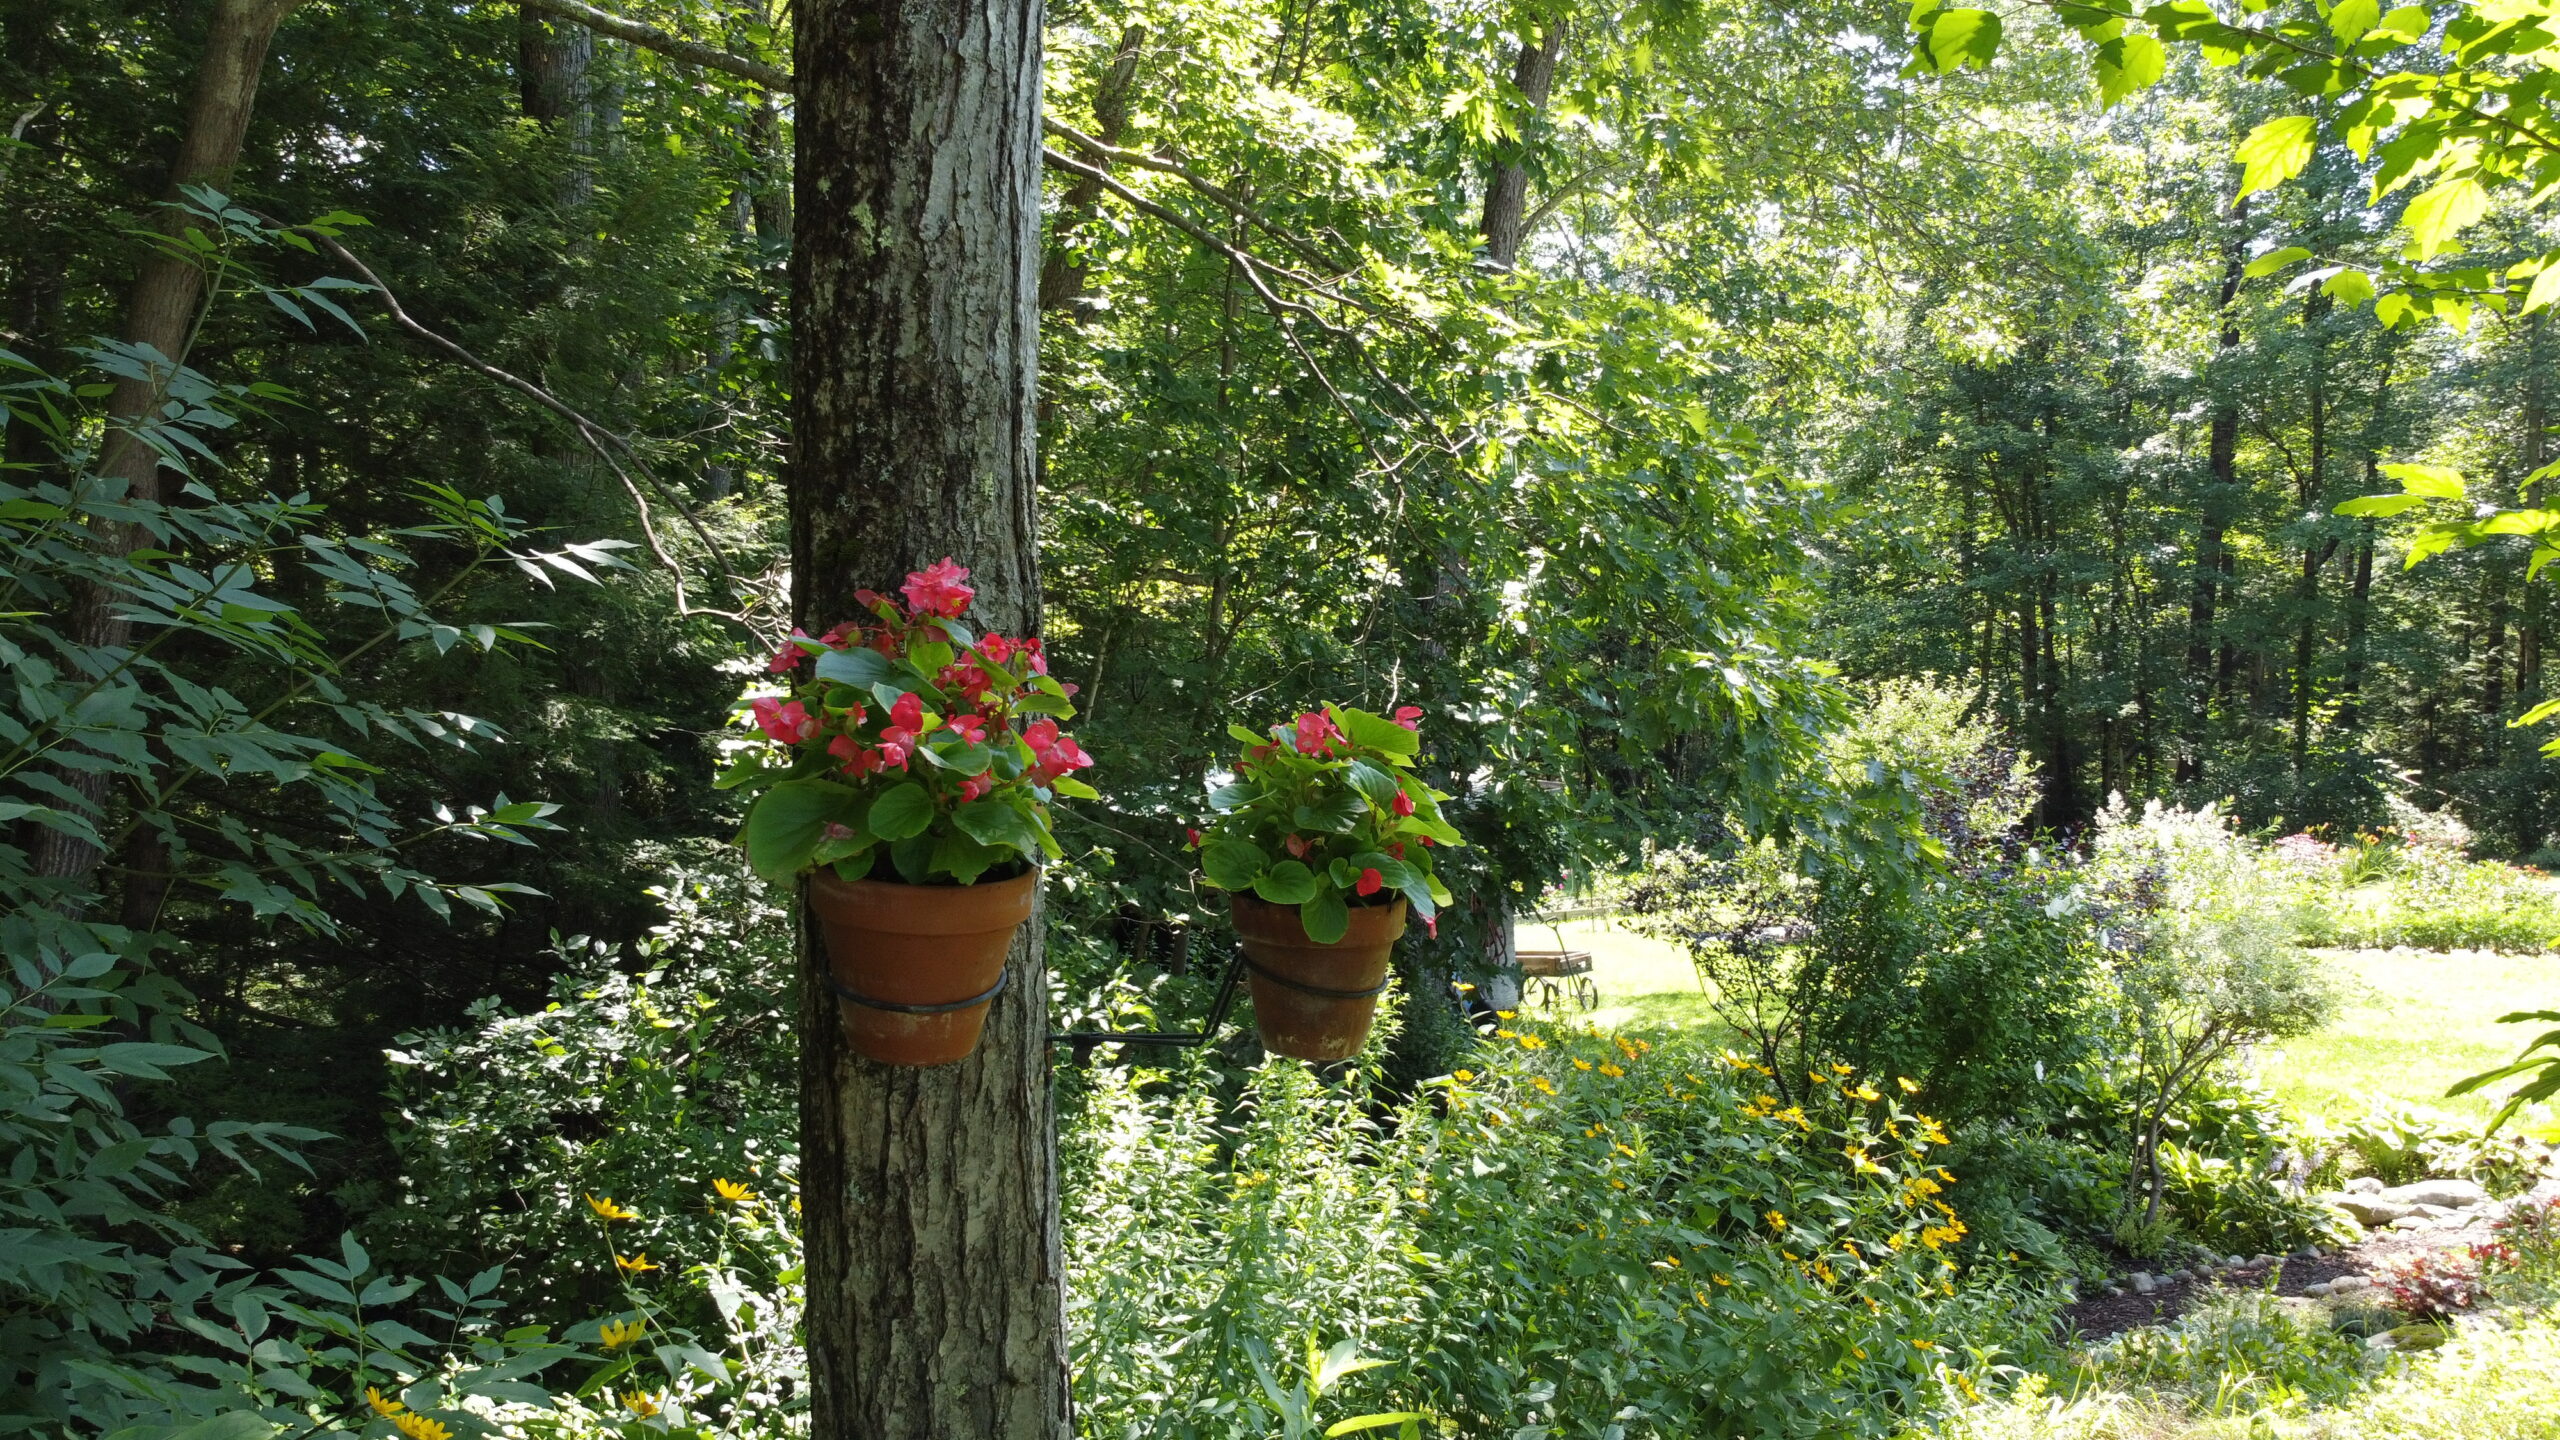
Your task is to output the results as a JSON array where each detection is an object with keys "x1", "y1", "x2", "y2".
[
  {"x1": 808, "y1": 867, "x2": 1036, "y2": 1066},
  {"x1": 1232, "y1": 894, "x2": 1407, "y2": 1061}
]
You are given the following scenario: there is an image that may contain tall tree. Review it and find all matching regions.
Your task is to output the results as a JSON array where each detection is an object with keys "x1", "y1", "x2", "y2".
[
  {"x1": 32, "y1": 0, "x2": 302, "y2": 889},
  {"x1": 790, "y1": 0, "x2": 1067, "y2": 1436}
]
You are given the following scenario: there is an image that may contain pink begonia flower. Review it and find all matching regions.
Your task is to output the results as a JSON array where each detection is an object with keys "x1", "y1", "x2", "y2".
[
  {"x1": 1388, "y1": 841, "x2": 1406, "y2": 860},
  {"x1": 889, "y1": 691, "x2": 925, "y2": 732},
  {"x1": 1019, "y1": 637, "x2": 1048, "y2": 675},
  {"x1": 1356, "y1": 867, "x2": 1384, "y2": 897},
  {"x1": 818, "y1": 620, "x2": 861, "y2": 649},
  {"x1": 959, "y1": 774, "x2": 994, "y2": 803},
  {"x1": 946, "y1": 714, "x2": 988, "y2": 744},
  {"x1": 977, "y1": 634, "x2": 1015, "y2": 666},
  {"x1": 900, "y1": 557, "x2": 975, "y2": 619},
  {"x1": 1294, "y1": 710, "x2": 1342, "y2": 756},
  {"x1": 767, "y1": 630, "x2": 813, "y2": 674},
  {"x1": 1284, "y1": 834, "x2": 1309, "y2": 859},
  {"x1": 1023, "y1": 718, "x2": 1060, "y2": 752},
  {"x1": 1185, "y1": 828, "x2": 1203, "y2": 849},
  {"x1": 1392, "y1": 705, "x2": 1423, "y2": 731},
  {"x1": 751, "y1": 697, "x2": 820, "y2": 745},
  {"x1": 829, "y1": 735, "x2": 884, "y2": 776},
  {"x1": 939, "y1": 662, "x2": 996, "y2": 702},
  {"x1": 877, "y1": 726, "x2": 918, "y2": 770},
  {"x1": 1392, "y1": 790, "x2": 1415, "y2": 818},
  {"x1": 1425, "y1": 915, "x2": 1439, "y2": 938}
]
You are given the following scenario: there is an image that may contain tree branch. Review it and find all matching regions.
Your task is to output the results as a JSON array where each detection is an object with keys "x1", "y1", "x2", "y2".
[
  {"x1": 518, "y1": 0, "x2": 792, "y2": 92},
  {"x1": 292, "y1": 226, "x2": 759, "y2": 627}
]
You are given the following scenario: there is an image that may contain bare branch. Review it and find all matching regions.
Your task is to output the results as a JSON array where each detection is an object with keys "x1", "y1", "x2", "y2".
[{"x1": 292, "y1": 226, "x2": 759, "y2": 627}]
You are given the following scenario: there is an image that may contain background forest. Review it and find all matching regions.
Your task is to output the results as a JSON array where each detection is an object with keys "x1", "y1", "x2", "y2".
[{"x1": 7, "y1": 0, "x2": 2560, "y2": 1435}]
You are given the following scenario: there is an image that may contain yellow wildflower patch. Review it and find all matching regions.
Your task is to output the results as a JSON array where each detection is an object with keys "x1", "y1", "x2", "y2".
[
  {"x1": 712, "y1": 1177, "x2": 756, "y2": 1204},
  {"x1": 585, "y1": 1194, "x2": 638, "y2": 1222}
]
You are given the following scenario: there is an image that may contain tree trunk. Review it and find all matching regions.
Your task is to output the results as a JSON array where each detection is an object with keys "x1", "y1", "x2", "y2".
[
  {"x1": 1478, "y1": 22, "x2": 1564, "y2": 270},
  {"x1": 791, "y1": 0, "x2": 1067, "y2": 1434},
  {"x1": 31, "y1": 0, "x2": 301, "y2": 888},
  {"x1": 518, "y1": 3, "x2": 596, "y2": 203}
]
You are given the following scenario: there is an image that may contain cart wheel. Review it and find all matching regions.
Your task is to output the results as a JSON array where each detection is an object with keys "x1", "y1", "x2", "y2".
[{"x1": 1573, "y1": 976, "x2": 1599, "y2": 1011}]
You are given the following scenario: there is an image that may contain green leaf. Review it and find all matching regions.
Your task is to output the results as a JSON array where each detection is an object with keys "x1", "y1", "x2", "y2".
[
  {"x1": 2379, "y1": 462, "x2": 2466, "y2": 498},
  {"x1": 2096, "y1": 33, "x2": 2165, "y2": 105},
  {"x1": 2334, "y1": 494, "x2": 2429, "y2": 517},
  {"x1": 2373, "y1": 4, "x2": 2432, "y2": 41},
  {"x1": 2244, "y1": 245, "x2": 2311, "y2": 278},
  {"x1": 2328, "y1": 0, "x2": 2380, "y2": 43},
  {"x1": 2511, "y1": 698, "x2": 2560, "y2": 728},
  {"x1": 929, "y1": 829, "x2": 1007, "y2": 884},
  {"x1": 2321, "y1": 268, "x2": 2376, "y2": 306},
  {"x1": 1228, "y1": 722, "x2": 1274, "y2": 747},
  {"x1": 2404, "y1": 174, "x2": 2488, "y2": 258},
  {"x1": 1253, "y1": 860, "x2": 1320, "y2": 905},
  {"x1": 1049, "y1": 775, "x2": 1100, "y2": 799},
  {"x1": 1344, "y1": 760, "x2": 1401, "y2": 813},
  {"x1": 1294, "y1": 791, "x2": 1364, "y2": 833},
  {"x1": 1300, "y1": 889, "x2": 1351, "y2": 945},
  {"x1": 2236, "y1": 115, "x2": 2316, "y2": 196},
  {"x1": 1201, "y1": 838, "x2": 1269, "y2": 890},
  {"x1": 867, "y1": 783, "x2": 935, "y2": 841},
  {"x1": 1333, "y1": 706, "x2": 1421, "y2": 758},
  {"x1": 741, "y1": 778, "x2": 861, "y2": 885},
  {"x1": 813, "y1": 646, "x2": 895, "y2": 688},
  {"x1": 953, "y1": 798, "x2": 1041, "y2": 858},
  {"x1": 2522, "y1": 258, "x2": 2560, "y2": 314},
  {"x1": 1924, "y1": 7, "x2": 2002, "y2": 72}
]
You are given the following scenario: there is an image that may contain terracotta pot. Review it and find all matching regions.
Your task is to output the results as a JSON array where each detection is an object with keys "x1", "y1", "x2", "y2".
[
  {"x1": 1232, "y1": 894, "x2": 1407, "y2": 1061},
  {"x1": 808, "y1": 867, "x2": 1036, "y2": 1066}
]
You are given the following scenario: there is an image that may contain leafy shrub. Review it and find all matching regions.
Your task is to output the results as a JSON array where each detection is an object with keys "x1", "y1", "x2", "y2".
[
  {"x1": 2300, "y1": 841, "x2": 2560, "y2": 954},
  {"x1": 2079, "y1": 1290, "x2": 2375, "y2": 1413},
  {"x1": 2153, "y1": 1142, "x2": 2353, "y2": 1258},
  {"x1": 2379, "y1": 1248, "x2": 2488, "y2": 1321},
  {"x1": 376, "y1": 859, "x2": 795, "y2": 1324}
]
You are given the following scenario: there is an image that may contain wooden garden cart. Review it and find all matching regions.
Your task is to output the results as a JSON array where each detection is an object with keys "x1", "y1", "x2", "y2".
[{"x1": 1518, "y1": 945, "x2": 1597, "y2": 1012}]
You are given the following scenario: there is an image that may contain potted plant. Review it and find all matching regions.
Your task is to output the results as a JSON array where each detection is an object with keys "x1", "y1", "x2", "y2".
[
  {"x1": 1192, "y1": 704, "x2": 1463, "y2": 1060},
  {"x1": 723, "y1": 558, "x2": 1095, "y2": 1065}
]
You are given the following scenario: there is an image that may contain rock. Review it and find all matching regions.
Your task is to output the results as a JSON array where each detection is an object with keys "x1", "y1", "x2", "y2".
[
  {"x1": 2381, "y1": 1178, "x2": 2488, "y2": 1209},
  {"x1": 2225, "y1": 1254, "x2": 2247, "y2": 1268},
  {"x1": 2328, "y1": 1194, "x2": 2416, "y2": 1226},
  {"x1": 2369, "y1": 1323, "x2": 2450, "y2": 1353},
  {"x1": 2330, "y1": 1275, "x2": 2374, "y2": 1295},
  {"x1": 2104, "y1": 1285, "x2": 2125, "y2": 1298},
  {"x1": 2304, "y1": 1281, "x2": 2335, "y2": 1298},
  {"x1": 2412, "y1": 1203, "x2": 2454, "y2": 1218},
  {"x1": 2391, "y1": 1215, "x2": 2432, "y2": 1231},
  {"x1": 2347, "y1": 1176, "x2": 2385, "y2": 1195},
  {"x1": 2252, "y1": 1253, "x2": 2281, "y2": 1267},
  {"x1": 2130, "y1": 1271, "x2": 2157, "y2": 1295}
]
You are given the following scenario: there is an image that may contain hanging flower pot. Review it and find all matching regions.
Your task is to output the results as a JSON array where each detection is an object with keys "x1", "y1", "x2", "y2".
[
  {"x1": 1189, "y1": 702, "x2": 1467, "y2": 1062},
  {"x1": 727, "y1": 557, "x2": 1099, "y2": 1067},
  {"x1": 810, "y1": 867, "x2": 1037, "y2": 1065},
  {"x1": 1232, "y1": 892, "x2": 1407, "y2": 1061}
]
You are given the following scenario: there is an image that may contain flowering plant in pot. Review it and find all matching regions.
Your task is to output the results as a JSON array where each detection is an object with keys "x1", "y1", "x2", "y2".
[
  {"x1": 722, "y1": 558, "x2": 1094, "y2": 1064},
  {"x1": 1192, "y1": 704, "x2": 1463, "y2": 1060}
]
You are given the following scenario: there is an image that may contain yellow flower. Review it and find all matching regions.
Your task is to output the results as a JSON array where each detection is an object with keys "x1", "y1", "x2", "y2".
[
  {"x1": 621, "y1": 1390, "x2": 663, "y2": 1418},
  {"x1": 1598, "y1": 1062, "x2": 1625, "y2": 1078},
  {"x1": 1516, "y1": 1032, "x2": 1549, "y2": 1051},
  {"x1": 1765, "y1": 1209, "x2": 1787, "y2": 1232},
  {"x1": 1453, "y1": 1069, "x2": 1474, "y2": 1083},
  {"x1": 1832, "y1": 1062, "x2": 1854, "y2": 1074},
  {"x1": 1495, "y1": 1028, "x2": 1518, "y2": 1039},
  {"x1": 1849, "y1": 1083, "x2": 1882, "y2": 1103},
  {"x1": 1712, "y1": 1272, "x2": 1732, "y2": 1286},
  {"x1": 1610, "y1": 1178, "x2": 1627, "y2": 1190},
  {"x1": 1495, "y1": 1011, "x2": 1516, "y2": 1021},
  {"x1": 712, "y1": 1177, "x2": 756, "y2": 1204},
  {"x1": 366, "y1": 1387, "x2": 404, "y2": 1417},
  {"x1": 1809, "y1": 1071, "x2": 1831, "y2": 1084},
  {"x1": 1573, "y1": 1058, "x2": 1594, "y2": 1071},
  {"x1": 1911, "y1": 1338, "x2": 1938, "y2": 1351},
  {"x1": 614, "y1": 1252, "x2": 660, "y2": 1275},
  {"x1": 586, "y1": 1194, "x2": 639, "y2": 1222},
  {"x1": 1407, "y1": 1186, "x2": 1427, "y2": 1202},
  {"x1": 392, "y1": 1415, "x2": 450, "y2": 1440},
  {"x1": 598, "y1": 1318, "x2": 647, "y2": 1350},
  {"x1": 1532, "y1": 1076, "x2": 1557, "y2": 1095},
  {"x1": 1852, "y1": 1346, "x2": 1867, "y2": 1359},
  {"x1": 1660, "y1": 1253, "x2": 1681, "y2": 1267},
  {"x1": 1613, "y1": 1142, "x2": 1638, "y2": 1159}
]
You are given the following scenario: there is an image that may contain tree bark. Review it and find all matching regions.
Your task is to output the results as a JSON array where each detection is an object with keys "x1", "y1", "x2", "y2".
[
  {"x1": 31, "y1": 0, "x2": 301, "y2": 887},
  {"x1": 1478, "y1": 21, "x2": 1564, "y2": 270},
  {"x1": 791, "y1": 0, "x2": 1067, "y2": 1434}
]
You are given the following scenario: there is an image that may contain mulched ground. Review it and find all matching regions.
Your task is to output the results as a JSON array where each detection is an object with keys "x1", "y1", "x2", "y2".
[{"x1": 2061, "y1": 1218, "x2": 2484, "y2": 1340}]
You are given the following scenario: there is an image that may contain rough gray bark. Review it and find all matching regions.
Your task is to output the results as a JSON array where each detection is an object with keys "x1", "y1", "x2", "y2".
[
  {"x1": 33, "y1": 0, "x2": 301, "y2": 887},
  {"x1": 791, "y1": 0, "x2": 1067, "y2": 1434},
  {"x1": 1478, "y1": 22, "x2": 1563, "y2": 270}
]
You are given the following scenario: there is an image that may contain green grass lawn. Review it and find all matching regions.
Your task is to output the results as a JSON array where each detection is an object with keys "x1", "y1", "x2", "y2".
[
  {"x1": 1512, "y1": 919, "x2": 2556, "y2": 1129},
  {"x1": 1511, "y1": 915, "x2": 1724, "y2": 1033},
  {"x1": 2259, "y1": 947, "x2": 2559, "y2": 1126}
]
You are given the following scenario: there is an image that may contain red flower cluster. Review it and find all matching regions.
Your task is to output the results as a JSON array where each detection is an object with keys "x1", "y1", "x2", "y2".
[{"x1": 751, "y1": 558, "x2": 1086, "y2": 788}]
